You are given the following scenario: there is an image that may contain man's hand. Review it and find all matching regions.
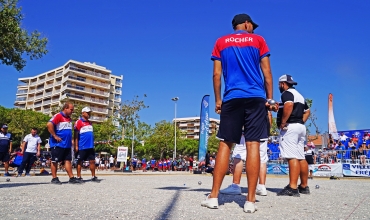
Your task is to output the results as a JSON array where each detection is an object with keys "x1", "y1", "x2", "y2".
[
  {"x1": 280, "y1": 122, "x2": 287, "y2": 130},
  {"x1": 36, "y1": 151, "x2": 40, "y2": 157},
  {"x1": 74, "y1": 146, "x2": 79, "y2": 153},
  {"x1": 215, "y1": 100, "x2": 222, "y2": 114},
  {"x1": 53, "y1": 135, "x2": 62, "y2": 142},
  {"x1": 265, "y1": 101, "x2": 279, "y2": 112}
]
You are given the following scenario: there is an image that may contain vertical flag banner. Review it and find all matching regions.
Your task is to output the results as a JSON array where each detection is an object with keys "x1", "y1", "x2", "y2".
[
  {"x1": 328, "y1": 93, "x2": 339, "y2": 140},
  {"x1": 198, "y1": 95, "x2": 210, "y2": 162}
]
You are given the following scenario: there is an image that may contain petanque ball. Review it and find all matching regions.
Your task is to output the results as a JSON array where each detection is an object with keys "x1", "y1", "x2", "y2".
[{"x1": 198, "y1": 181, "x2": 202, "y2": 185}]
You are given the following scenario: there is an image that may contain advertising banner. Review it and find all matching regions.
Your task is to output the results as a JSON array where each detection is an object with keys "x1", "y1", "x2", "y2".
[
  {"x1": 267, "y1": 164, "x2": 289, "y2": 175},
  {"x1": 312, "y1": 164, "x2": 343, "y2": 177},
  {"x1": 198, "y1": 95, "x2": 210, "y2": 162},
  {"x1": 117, "y1": 146, "x2": 128, "y2": 162},
  {"x1": 342, "y1": 164, "x2": 370, "y2": 177}
]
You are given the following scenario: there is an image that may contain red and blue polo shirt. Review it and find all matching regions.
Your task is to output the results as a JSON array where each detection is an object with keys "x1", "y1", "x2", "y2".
[
  {"x1": 74, "y1": 117, "x2": 94, "y2": 150},
  {"x1": 211, "y1": 30, "x2": 270, "y2": 102},
  {"x1": 49, "y1": 112, "x2": 72, "y2": 148}
]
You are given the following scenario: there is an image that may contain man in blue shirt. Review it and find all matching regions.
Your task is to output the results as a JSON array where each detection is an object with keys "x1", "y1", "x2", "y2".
[
  {"x1": 47, "y1": 102, "x2": 82, "y2": 184},
  {"x1": 0, "y1": 124, "x2": 12, "y2": 176},
  {"x1": 202, "y1": 14, "x2": 276, "y2": 213},
  {"x1": 74, "y1": 107, "x2": 99, "y2": 182}
]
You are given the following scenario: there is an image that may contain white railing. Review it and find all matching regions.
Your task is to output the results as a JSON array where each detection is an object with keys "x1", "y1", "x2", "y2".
[
  {"x1": 45, "y1": 84, "x2": 54, "y2": 89},
  {"x1": 30, "y1": 82, "x2": 37, "y2": 86},
  {"x1": 55, "y1": 72, "x2": 63, "y2": 78},
  {"x1": 64, "y1": 93, "x2": 108, "y2": 105},
  {"x1": 53, "y1": 89, "x2": 60, "y2": 94},
  {"x1": 28, "y1": 89, "x2": 35, "y2": 93},
  {"x1": 38, "y1": 79, "x2": 45, "y2": 84},
  {"x1": 44, "y1": 92, "x2": 52, "y2": 96},
  {"x1": 68, "y1": 66, "x2": 109, "y2": 79},
  {"x1": 90, "y1": 116, "x2": 104, "y2": 121},
  {"x1": 43, "y1": 100, "x2": 51, "y2": 105},
  {"x1": 46, "y1": 76, "x2": 54, "y2": 81},
  {"x1": 114, "y1": 98, "x2": 121, "y2": 102},
  {"x1": 35, "y1": 95, "x2": 43, "y2": 99},
  {"x1": 55, "y1": 81, "x2": 62, "y2": 86},
  {"x1": 16, "y1": 97, "x2": 27, "y2": 101},
  {"x1": 90, "y1": 107, "x2": 108, "y2": 114},
  {"x1": 34, "y1": 103, "x2": 42, "y2": 107},
  {"x1": 66, "y1": 75, "x2": 110, "y2": 88},
  {"x1": 16, "y1": 90, "x2": 28, "y2": 94},
  {"x1": 28, "y1": 97, "x2": 34, "y2": 101}
]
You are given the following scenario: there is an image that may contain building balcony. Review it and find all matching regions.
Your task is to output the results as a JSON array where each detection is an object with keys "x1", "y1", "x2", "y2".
[
  {"x1": 34, "y1": 103, "x2": 42, "y2": 107},
  {"x1": 115, "y1": 82, "x2": 122, "y2": 87},
  {"x1": 66, "y1": 66, "x2": 110, "y2": 81},
  {"x1": 30, "y1": 81, "x2": 38, "y2": 86},
  {"x1": 28, "y1": 97, "x2": 35, "y2": 102},
  {"x1": 90, "y1": 107, "x2": 108, "y2": 114},
  {"x1": 45, "y1": 84, "x2": 54, "y2": 89},
  {"x1": 53, "y1": 89, "x2": 61, "y2": 94},
  {"x1": 16, "y1": 90, "x2": 28, "y2": 95},
  {"x1": 115, "y1": 90, "x2": 122, "y2": 95},
  {"x1": 28, "y1": 89, "x2": 36, "y2": 93},
  {"x1": 64, "y1": 75, "x2": 110, "y2": 89},
  {"x1": 90, "y1": 116, "x2": 105, "y2": 122},
  {"x1": 62, "y1": 94, "x2": 108, "y2": 106},
  {"x1": 114, "y1": 98, "x2": 121, "y2": 102},
  {"x1": 43, "y1": 100, "x2": 52, "y2": 105},
  {"x1": 62, "y1": 85, "x2": 109, "y2": 98},
  {"x1": 45, "y1": 76, "x2": 55, "y2": 81},
  {"x1": 55, "y1": 72, "x2": 63, "y2": 78}
]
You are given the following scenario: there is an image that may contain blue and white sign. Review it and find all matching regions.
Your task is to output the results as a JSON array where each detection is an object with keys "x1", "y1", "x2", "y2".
[{"x1": 343, "y1": 163, "x2": 370, "y2": 177}]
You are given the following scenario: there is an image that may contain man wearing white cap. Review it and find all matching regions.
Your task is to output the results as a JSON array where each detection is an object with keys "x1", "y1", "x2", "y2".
[
  {"x1": 74, "y1": 107, "x2": 99, "y2": 182},
  {"x1": 276, "y1": 74, "x2": 310, "y2": 196}
]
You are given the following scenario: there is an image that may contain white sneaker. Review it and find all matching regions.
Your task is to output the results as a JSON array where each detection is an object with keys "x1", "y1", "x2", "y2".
[
  {"x1": 244, "y1": 201, "x2": 258, "y2": 213},
  {"x1": 256, "y1": 187, "x2": 267, "y2": 196},
  {"x1": 201, "y1": 195, "x2": 219, "y2": 209},
  {"x1": 219, "y1": 184, "x2": 241, "y2": 195}
]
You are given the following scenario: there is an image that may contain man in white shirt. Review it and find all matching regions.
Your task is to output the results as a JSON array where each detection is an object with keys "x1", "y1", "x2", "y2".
[
  {"x1": 109, "y1": 155, "x2": 114, "y2": 171},
  {"x1": 339, "y1": 132, "x2": 348, "y2": 142},
  {"x1": 18, "y1": 128, "x2": 41, "y2": 177}
]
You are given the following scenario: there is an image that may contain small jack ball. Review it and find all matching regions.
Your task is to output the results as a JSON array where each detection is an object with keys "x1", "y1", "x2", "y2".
[
  {"x1": 6, "y1": 178, "x2": 10, "y2": 182},
  {"x1": 198, "y1": 181, "x2": 202, "y2": 185},
  {"x1": 315, "y1": 185, "x2": 320, "y2": 189}
]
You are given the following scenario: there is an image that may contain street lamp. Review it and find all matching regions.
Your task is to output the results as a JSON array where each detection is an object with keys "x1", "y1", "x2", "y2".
[{"x1": 171, "y1": 97, "x2": 179, "y2": 159}]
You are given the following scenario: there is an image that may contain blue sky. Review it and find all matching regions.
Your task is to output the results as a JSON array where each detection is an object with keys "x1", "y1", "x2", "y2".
[{"x1": 1, "y1": 0, "x2": 369, "y2": 132}]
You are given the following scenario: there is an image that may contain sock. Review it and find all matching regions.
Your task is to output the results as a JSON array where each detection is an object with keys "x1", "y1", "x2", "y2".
[{"x1": 232, "y1": 183, "x2": 240, "y2": 188}]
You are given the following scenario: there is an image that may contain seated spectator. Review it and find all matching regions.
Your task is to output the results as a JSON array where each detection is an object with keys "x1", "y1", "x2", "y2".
[
  {"x1": 39, "y1": 167, "x2": 49, "y2": 175},
  {"x1": 351, "y1": 134, "x2": 359, "y2": 144},
  {"x1": 10, "y1": 149, "x2": 23, "y2": 173},
  {"x1": 205, "y1": 156, "x2": 215, "y2": 174},
  {"x1": 322, "y1": 148, "x2": 329, "y2": 163},
  {"x1": 340, "y1": 132, "x2": 349, "y2": 142},
  {"x1": 358, "y1": 144, "x2": 367, "y2": 165},
  {"x1": 335, "y1": 142, "x2": 345, "y2": 161}
]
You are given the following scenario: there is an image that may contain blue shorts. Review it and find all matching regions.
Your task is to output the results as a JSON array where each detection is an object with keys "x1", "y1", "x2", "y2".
[{"x1": 217, "y1": 98, "x2": 268, "y2": 143}]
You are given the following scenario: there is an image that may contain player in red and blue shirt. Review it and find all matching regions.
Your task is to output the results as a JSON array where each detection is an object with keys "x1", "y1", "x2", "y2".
[
  {"x1": 74, "y1": 107, "x2": 99, "y2": 182},
  {"x1": 206, "y1": 14, "x2": 276, "y2": 211},
  {"x1": 47, "y1": 102, "x2": 81, "y2": 184}
]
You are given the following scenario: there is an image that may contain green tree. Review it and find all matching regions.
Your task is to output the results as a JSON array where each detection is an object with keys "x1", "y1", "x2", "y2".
[
  {"x1": 177, "y1": 138, "x2": 198, "y2": 156},
  {"x1": 207, "y1": 133, "x2": 219, "y2": 154},
  {"x1": 305, "y1": 98, "x2": 320, "y2": 141},
  {"x1": 145, "y1": 120, "x2": 182, "y2": 159},
  {"x1": 116, "y1": 95, "x2": 148, "y2": 140},
  {"x1": 0, "y1": 0, "x2": 48, "y2": 71},
  {"x1": 93, "y1": 117, "x2": 119, "y2": 154},
  {"x1": 5, "y1": 108, "x2": 49, "y2": 147}
]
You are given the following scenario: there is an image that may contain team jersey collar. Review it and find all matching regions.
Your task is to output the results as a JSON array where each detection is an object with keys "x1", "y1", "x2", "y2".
[
  {"x1": 60, "y1": 111, "x2": 70, "y2": 119},
  {"x1": 79, "y1": 117, "x2": 90, "y2": 123},
  {"x1": 233, "y1": 30, "x2": 249, "y2": 34}
]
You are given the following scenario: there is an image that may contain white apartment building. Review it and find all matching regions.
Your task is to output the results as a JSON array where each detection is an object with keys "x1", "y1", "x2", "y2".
[
  {"x1": 14, "y1": 60, "x2": 122, "y2": 123},
  {"x1": 174, "y1": 117, "x2": 220, "y2": 139}
]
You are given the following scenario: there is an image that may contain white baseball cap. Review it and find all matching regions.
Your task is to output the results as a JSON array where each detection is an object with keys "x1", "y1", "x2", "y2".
[{"x1": 81, "y1": 107, "x2": 91, "y2": 113}]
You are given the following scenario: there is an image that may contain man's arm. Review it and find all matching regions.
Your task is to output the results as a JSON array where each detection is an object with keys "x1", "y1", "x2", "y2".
[
  {"x1": 9, "y1": 141, "x2": 12, "y2": 153},
  {"x1": 303, "y1": 109, "x2": 311, "y2": 123},
  {"x1": 73, "y1": 129, "x2": 79, "y2": 152},
  {"x1": 36, "y1": 142, "x2": 41, "y2": 157},
  {"x1": 213, "y1": 60, "x2": 222, "y2": 114},
  {"x1": 260, "y1": 56, "x2": 273, "y2": 100},
  {"x1": 21, "y1": 141, "x2": 26, "y2": 154},
  {"x1": 280, "y1": 102, "x2": 294, "y2": 129},
  {"x1": 47, "y1": 121, "x2": 61, "y2": 142}
]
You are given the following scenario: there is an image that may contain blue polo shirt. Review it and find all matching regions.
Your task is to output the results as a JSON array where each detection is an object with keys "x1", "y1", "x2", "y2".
[
  {"x1": 74, "y1": 117, "x2": 94, "y2": 150},
  {"x1": 49, "y1": 112, "x2": 72, "y2": 148},
  {"x1": 0, "y1": 132, "x2": 12, "y2": 152},
  {"x1": 211, "y1": 30, "x2": 270, "y2": 102}
]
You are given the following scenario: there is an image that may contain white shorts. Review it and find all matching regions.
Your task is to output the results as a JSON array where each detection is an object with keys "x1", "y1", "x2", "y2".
[
  {"x1": 279, "y1": 123, "x2": 306, "y2": 159},
  {"x1": 308, "y1": 164, "x2": 315, "y2": 171},
  {"x1": 232, "y1": 136, "x2": 268, "y2": 163}
]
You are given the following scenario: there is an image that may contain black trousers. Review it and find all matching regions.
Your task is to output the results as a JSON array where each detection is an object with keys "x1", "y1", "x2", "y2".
[{"x1": 18, "y1": 152, "x2": 37, "y2": 174}]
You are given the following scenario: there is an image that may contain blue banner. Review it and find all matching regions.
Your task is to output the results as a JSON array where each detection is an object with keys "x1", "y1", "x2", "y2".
[
  {"x1": 343, "y1": 163, "x2": 370, "y2": 177},
  {"x1": 198, "y1": 95, "x2": 210, "y2": 162},
  {"x1": 267, "y1": 164, "x2": 289, "y2": 175}
]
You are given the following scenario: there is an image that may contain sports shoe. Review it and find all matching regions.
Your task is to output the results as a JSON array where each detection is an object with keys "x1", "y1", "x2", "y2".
[
  {"x1": 256, "y1": 185, "x2": 267, "y2": 196},
  {"x1": 91, "y1": 176, "x2": 100, "y2": 182},
  {"x1": 77, "y1": 177, "x2": 84, "y2": 182},
  {"x1": 277, "y1": 185, "x2": 300, "y2": 197},
  {"x1": 3, "y1": 172, "x2": 11, "y2": 177},
  {"x1": 25, "y1": 173, "x2": 31, "y2": 177},
  {"x1": 51, "y1": 177, "x2": 62, "y2": 185},
  {"x1": 16, "y1": 174, "x2": 22, "y2": 177},
  {"x1": 219, "y1": 184, "x2": 241, "y2": 195},
  {"x1": 298, "y1": 185, "x2": 310, "y2": 194},
  {"x1": 69, "y1": 177, "x2": 84, "y2": 184},
  {"x1": 201, "y1": 195, "x2": 218, "y2": 209},
  {"x1": 244, "y1": 201, "x2": 258, "y2": 213}
]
